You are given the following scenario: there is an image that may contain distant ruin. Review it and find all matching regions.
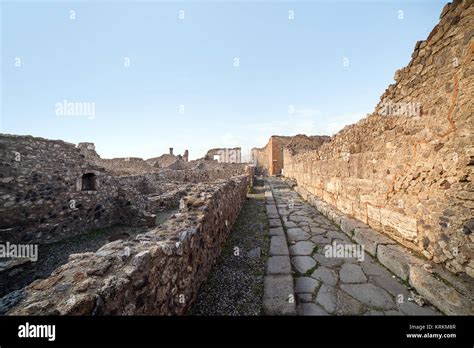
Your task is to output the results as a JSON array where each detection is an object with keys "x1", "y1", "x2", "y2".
[
  {"x1": 205, "y1": 148, "x2": 241, "y2": 163},
  {"x1": 252, "y1": 135, "x2": 330, "y2": 176}
]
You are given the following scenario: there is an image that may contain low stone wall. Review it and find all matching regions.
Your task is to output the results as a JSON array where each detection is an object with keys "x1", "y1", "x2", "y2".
[
  {"x1": 8, "y1": 175, "x2": 248, "y2": 315},
  {"x1": 0, "y1": 135, "x2": 175, "y2": 245},
  {"x1": 157, "y1": 165, "x2": 246, "y2": 183}
]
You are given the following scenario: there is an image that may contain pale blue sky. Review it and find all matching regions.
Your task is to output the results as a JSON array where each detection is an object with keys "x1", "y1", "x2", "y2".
[{"x1": 1, "y1": 0, "x2": 445, "y2": 160}]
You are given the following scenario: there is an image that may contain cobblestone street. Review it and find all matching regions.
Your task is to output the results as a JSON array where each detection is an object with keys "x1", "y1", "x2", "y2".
[{"x1": 263, "y1": 178, "x2": 441, "y2": 316}]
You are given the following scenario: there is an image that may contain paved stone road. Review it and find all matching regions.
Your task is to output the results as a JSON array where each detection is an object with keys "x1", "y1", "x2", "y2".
[{"x1": 265, "y1": 178, "x2": 441, "y2": 316}]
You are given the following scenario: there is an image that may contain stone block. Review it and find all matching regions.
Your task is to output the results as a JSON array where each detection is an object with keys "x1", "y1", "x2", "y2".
[
  {"x1": 340, "y1": 216, "x2": 367, "y2": 236},
  {"x1": 269, "y1": 227, "x2": 285, "y2": 236},
  {"x1": 269, "y1": 236, "x2": 289, "y2": 256},
  {"x1": 263, "y1": 275, "x2": 296, "y2": 315},
  {"x1": 380, "y1": 208, "x2": 417, "y2": 241},
  {"x1": 353, "y1": 227, "x2": 395, "y2": 256},
  {"x1": 267, "y1": 256, "x2": 291, "y2": 275},
  {"x1": 408, "y1": 267, "x2": 474, "y2": 315},
  {"x1": 377, "y1": 244, "x2": 413, "y2": 281}
]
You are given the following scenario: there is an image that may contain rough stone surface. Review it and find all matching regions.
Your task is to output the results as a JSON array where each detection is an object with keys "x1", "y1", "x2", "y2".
[
  {"x1": 294, "y1": 277, "x2": 319, "y2": 294},
  {"x1": 268, "y1": 219, "x2": 282, "y2": 228},
  {"x1": 316, "y1": 284, "x2": 337, "y2": 313},
  {"x1": 311, "y1": 266, "x2": 338, "y2": 287},
  {"x1": 340, "y1": 284, "x2": 395, "y2": 310},
  {"x1": 270, "y1": 236, "x2": 290, "y2": 256},
  {"x1": 291, "y1": 256, "x2": 317, "y2": 274},
  {"x1": 267, "y1": 256, "x2": 291, "y2": 275},
  {"x1": 287, "y1": 228, "x2": 311, "y2": 241},
  {"x1": 269, "y1": 227, "x2": 285, "y2": 236},
  {"x1": 377, "y1": 245, "x2": 413, "y2": 281},
  {"x1": 289, "y1": 241, "x2": 316, "y2": 256},
  {"x1": 409, "y1": 266, "x2": 474, "y2": 315},
  {"x1": 340, "y1": 263, "x2": 367, "y2": 284},
  {"x1": 297, "y1": 302, "x2": 328, "y2": 316},
  {"x1": 267, "y1": 178, "x2": 445, "y2": 316},
  {"x1": 8, "y1": 174, "x2": 250, "y2": 315},
  {"x1": 263, "y1": 275, "x2": 296, "y2": 315},
  {"x1": 353, "y1": 227, "x2": 395, "y2": 256}
]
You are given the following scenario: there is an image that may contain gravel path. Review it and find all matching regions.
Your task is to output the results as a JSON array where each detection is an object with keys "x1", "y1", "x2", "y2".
[{"x1": 191, "y1": 185, "x2": 269, "y2": 315}]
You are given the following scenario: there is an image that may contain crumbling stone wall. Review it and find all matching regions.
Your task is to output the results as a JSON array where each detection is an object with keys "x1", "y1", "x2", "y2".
[
  {"x1": 205, "y1": 148, "x2": 242, "y2": 163},
  {"x1": 0, "y1": 135, "x2": 188, "y2": 245},
  {"x1": 253, "y1": 135, "x2": 330, "y2": 176},
  {"x1": 94, "y1": 157, "x2": 160, "y2": 176},
  {"x1": 77, "y1": 142, "x2": 100, "y2": 159},
  {"x1": 0, "y1": 135, "x2": 123, "y2": 244},
  {"x1": 283, "y1": 1, "x2": 473, "y2": 276},
  {"x1": 157, "y1": 165, "x2": 246, "y2": 183},
  {"x1": 252, "y1": 136, "x2": 292, "y2": 175},
  {"x1": 8, "y1": 175, "x2": 249, "y2": 315},
  {"x1": 252, "y1": 141, "x2": 272, "y2": 176}
]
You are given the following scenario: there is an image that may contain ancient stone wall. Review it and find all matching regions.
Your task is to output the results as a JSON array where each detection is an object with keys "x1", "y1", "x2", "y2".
[
  {"x1": 157, "y1": 165, "x2": 246, "y2": 183},
  {"x1": 0, "y1": 135, "x2": 121, "y2": 244},
  {"x1": 252, "y1": 136, "x2": 292, "y2": 175},
  {"x1": 0, "y1": 135, "x2": 187, "y2": 245},
  {"x1": 252, "y1": 141, "x2": 272, "y2": 176},
  {"x1": 94, "y1": 157, "x2": 160, "y2": 176},
  {"x1": 9, "y1": 175, "x2": 249, "y2": 315},
  {"x1": 253, "y1": 135, "x2": 330, "y2": 176},
  {"x1": 283, "y1": 1, "x2": 473, "y2": 276}
]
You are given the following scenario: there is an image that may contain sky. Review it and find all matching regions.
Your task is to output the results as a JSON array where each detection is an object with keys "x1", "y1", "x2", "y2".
[{"x1": 1, "y1": 0, "x2": 446, "y2": 161}]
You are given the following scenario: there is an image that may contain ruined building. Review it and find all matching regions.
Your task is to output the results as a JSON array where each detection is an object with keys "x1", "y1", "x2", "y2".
[
  {"x1": 205, "y1": 148, "x2": 241, "y2": 163},
  {"x1": 0, "y1": 136, "x2": 248, "y2": 314},
  {"x1": 252, "y1": 135, "x2": 331, "y2": 176},
  {"x1": 0, "y1": 0, "x2": 472, "y2": 317}
]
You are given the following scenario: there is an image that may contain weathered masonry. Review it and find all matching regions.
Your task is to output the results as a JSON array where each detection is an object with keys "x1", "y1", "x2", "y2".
[
  {"x1": 205, "y1": 148, "x2": 242, "y2": 163},
  {"x1": 8, "y1": 176, "x2": 248, "y2": 315},
  {"x1": 255, "y1": 2, "x2": 474, "y2": 278},
  {"x1": 0, "y1": 134, "x2": 250, "y2": 314},
  {"x1": 252, "y1": 135, "x2": 330, "y2": 176}
]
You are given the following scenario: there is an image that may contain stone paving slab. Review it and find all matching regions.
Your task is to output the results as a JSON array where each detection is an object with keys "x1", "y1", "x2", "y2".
[
  {"x1": 263, "y1": 187, "x2": 295, "y2": 315},
  {"x1": 353, "y1": 227, "x2": 395, "y2": 256},
  {"x1": 291, "y1": 256, "x2": 316, "y2": 274},
  {"x1": 289, "y1": 241, "x2": 316, "y2": 256},
  {"x1": 263, "y1": 275, "x2": 296, "y2": 315},
  {"x1": 269, "y1": 227, "x2": 285, "y2": 237},
  {"x1": 287, "y1": 228, "x2": 311, "y2": 241},
  {"x1": 266, "y1": 205, "x2": 278, "y2": 215},
  {"x1": 297, "y1": 302, "x2": 328, "y2": 316},
  {"x1": 268, "y1": 219, "x2": 282, "y2": 228},
  {"x1": 267, "y1": 256, "x2": 292, "y2": 275},
  {"x1": 266, "y1": 177, "x2": 442, "y2": 316},
  {"x1": 270, "y1": 236, "x2": 289, "y2": 256}
]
